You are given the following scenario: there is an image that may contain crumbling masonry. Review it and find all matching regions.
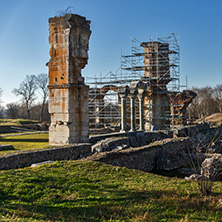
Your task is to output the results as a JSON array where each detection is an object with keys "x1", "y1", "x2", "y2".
[
  {"x1": 47, "y1": 15, "x2": 196, "y2": 144},
  {"x1": 88, "y1": 35, "x2": 197, "y2": 131},
  {"x1": 141, "y1": 41, "x2": 171, "y2": 130},
  {"x1": 47, "y1": 14, "x2": 91, "y2": 145}
]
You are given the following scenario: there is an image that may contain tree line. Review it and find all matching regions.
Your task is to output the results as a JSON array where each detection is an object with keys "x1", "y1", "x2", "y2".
[
  {"x1": 0, "y1": 75, "x2": 221, "y2": 122},
  {"x1": 0, "y1": 74, "x2": 50, "y2": 122},
  {"x1": 187, "y1": 85, "x2": 222, "y2": 120}
]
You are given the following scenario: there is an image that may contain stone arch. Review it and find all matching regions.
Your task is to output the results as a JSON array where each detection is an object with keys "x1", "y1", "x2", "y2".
[
  {"x1": 100, "y1": 85, "x2": 118, "y2": 96},
  {"x1": 89, "y1": 85, "x2": 121, "y2": 130}
]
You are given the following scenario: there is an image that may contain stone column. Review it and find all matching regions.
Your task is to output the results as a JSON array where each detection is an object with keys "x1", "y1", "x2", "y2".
[
  {"x1": 138, "y1": 94, "x2": 145, "y2": 131},
  {"x1": 47, "y1": 14, "x2": 91, "y2": 145},
  {"x1": 118, "y1": 85, "x2": 129, "y2": 132},
  {"x1": 120, "y1": 95, "x2": 127, "y2": 132},
  {"x1": 129, "y1": 94, "x2": 136, "y2": 131}
]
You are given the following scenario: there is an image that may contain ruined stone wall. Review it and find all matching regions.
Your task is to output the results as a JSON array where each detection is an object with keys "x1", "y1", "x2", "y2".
[
  {"x1": 169, "y1": 90, "x2": 197, "y2": 125},
  {"x1": 87, "y1": 137, "x2": 192, "y2": 172},
  {"x1": 0, "y1": 144, "x2": 91, "y2": 170},
  {"x1": 48, "y1": 14, "x2": 91, "y2": 145}
]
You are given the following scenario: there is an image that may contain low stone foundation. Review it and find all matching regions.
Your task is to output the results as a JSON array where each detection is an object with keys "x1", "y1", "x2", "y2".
[
  {"x1": 87, "y1": 137, "x2": 193, "y2": 172},
  {"x1": 0, "y1": 144, "x2": 91, "y2": 170},
  {"x1": 1, "y1": 123, "x2": 221, "y2": 171},
  {"x1": 90, "y1": 130, "x2": 173, "y2": 147}
]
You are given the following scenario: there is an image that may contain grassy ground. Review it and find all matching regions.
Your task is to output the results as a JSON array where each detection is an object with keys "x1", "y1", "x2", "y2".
[
  {"x1": 0, "y1": 160, "x2": 221, "y2": 222},
  {"x1": 0, "y1": 132, "x2": 40, "y2": 136},
  {"x1": 0, "y1": 133, "x2": 49, "y2": 156},
  {"x1": 0, "y1": 119, "x2": 40, "y2": 126}
]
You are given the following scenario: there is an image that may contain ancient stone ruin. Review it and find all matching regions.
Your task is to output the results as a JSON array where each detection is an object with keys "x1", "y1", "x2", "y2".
[
  {"x1": 47, "y1": 14, "x2": 196, "y2": 146},
  {"x1": 47, "y1": 14, "x2": 91, "y2": 145},
  {"x1": 169, "y1": 90, "x2": 197, "y2": 125},
  {"x1": 141, "y1": 41, "x2": 171, "y2": 130},
  {"x1": 88, "y1": 35, "x2": 197, "y2": 133}
]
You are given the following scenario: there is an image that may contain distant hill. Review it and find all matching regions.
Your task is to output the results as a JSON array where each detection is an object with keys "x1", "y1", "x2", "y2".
[{"x1": 195, "y1": 113, "x2": 222, "y2": 126}]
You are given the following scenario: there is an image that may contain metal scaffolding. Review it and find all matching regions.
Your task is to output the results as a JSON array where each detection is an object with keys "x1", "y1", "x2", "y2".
[
  {"x1": 86, "y1": 33, "x2": 181, "y2": 132},
  {"x1": 121, "y1": 33, "x2": 180, "y2": 92}
]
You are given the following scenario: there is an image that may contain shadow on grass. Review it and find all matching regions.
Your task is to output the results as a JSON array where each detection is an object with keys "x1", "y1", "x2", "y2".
[
  {"x1": 0, "y1": 189, "x2": 12, "y2": 202},
  {"x1": 2, "y1": 188, "x2": 210, "y2": 222},
  {"x1": 0, "y1": 138, "x2": 48, "y2": 143},
  {"x1": 2, "y1": 177, "x2": 217, "y2": 222}
]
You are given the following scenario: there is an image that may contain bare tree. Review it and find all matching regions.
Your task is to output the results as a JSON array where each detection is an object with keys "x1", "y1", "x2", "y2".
[
  {"x1": 0, "y1": 88, "x2": 2, "y2": 102},
  {"x1": 0, "y1": 88, "x2": 5, "y2": 118},
  {"x1": 188, "y1": 86, "x2": 219, "y2": 120},
  {"x1": 213, "y1": 84, "x2": 222, "y2": 113},
  {"x1": 12, "y1": 75, "x2": 37, "y2": 119},
  {"x1": 6, "y1": 103, "x2": 21, "y2": 119},
  {"x1": 36, "y1": 73, "x2": 48, "y2": 121}
]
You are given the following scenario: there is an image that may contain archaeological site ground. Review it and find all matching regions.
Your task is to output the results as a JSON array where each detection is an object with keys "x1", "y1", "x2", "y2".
[{"x1": 0, "y1": 13, "x2": 222, "y2": 222}]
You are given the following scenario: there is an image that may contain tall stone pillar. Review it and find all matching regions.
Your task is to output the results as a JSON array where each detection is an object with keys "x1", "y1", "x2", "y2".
[
  {"x1": 120, "y1": 95, "x2": 127, "y2": 132},
  {"x1": 129, "y1": 94, "x2": 136, "y2": 131},
  {"x1": 138, "y1": 94, "x2": 145, "y2": 131},
  {"x1": 47, "y1": 14, "x2": 91, "y2": 145},
  {"x1": 118, "y1": 86, "x2": 129, "y2": 132},
  {"x1": 141, "y1": 41, "x2": 171, "y2": 130}
]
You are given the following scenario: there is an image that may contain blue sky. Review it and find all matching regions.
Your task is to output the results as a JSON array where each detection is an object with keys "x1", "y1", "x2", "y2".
[{"x1": 0, "y1": 0, "x2": 222, "y2": 105}]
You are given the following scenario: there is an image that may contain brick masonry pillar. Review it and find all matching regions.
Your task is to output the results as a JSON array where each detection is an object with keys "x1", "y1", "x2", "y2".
[{"x1": 47, "y1": 14, "x2": 91, "y2": 145}]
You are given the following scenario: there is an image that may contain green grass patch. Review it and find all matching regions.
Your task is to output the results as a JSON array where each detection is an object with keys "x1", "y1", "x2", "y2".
[
  {"x1": 0, "y1": 133, "x2": 49, "y2": 156},
  {"x1": 0, "y1": 160, "x2": 221, "y2": 221},
  {"x1": 0, "y1": 119, "x2": 40, "y2": 126}
]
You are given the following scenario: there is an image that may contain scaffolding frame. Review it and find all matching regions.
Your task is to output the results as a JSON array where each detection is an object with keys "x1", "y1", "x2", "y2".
[{"x1": 86, "y1": 33, "x2": 182, "y2": 131}]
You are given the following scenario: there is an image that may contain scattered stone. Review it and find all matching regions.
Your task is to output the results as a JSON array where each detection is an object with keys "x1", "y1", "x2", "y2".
[
  {"x1": 201, "y1": 154, "x2": 222, "y2": 180},
  {"x1": 92, "y1": 137, "x2": 129, "y2": 153},
  {"x1": 185, "y1": 174, "x2": 202, "y2": 181},
  {"x1": 31, "y1": 161, "x2": 55, "y2": 167}
]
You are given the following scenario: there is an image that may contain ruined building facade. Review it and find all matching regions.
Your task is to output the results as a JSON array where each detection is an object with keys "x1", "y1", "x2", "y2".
[
  {"x1": 87, "y1": 35, "x2": 196, "y2": 132},
  {"x1": 48, "y1": 14, "x2": 91, "y2": 145}
]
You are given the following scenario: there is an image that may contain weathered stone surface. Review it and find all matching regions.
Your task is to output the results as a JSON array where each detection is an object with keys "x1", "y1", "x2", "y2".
[
  {"x1": 141, "y1": 42, "x2": 171, "y2": 131},
  {"x1": 90, "y1": 130, "x2": 173, "y2": 148},
  {"x1": 173, "y1": 122, "x2": 210, "y2": 138},
  {"x1": 89, "y1": 146, "x2": 162, "y2": 172},
  {"x1": 31, "y1": 160, "x2": 55, "y2": 167},
  {"x1": 0, "y1": 143, "x2": 91, "y2": 170},
  {"x1": 156, "y1": 138, "x2": 192, "y2": 170},
  {"x1": 48, "y1": 14, "x2": 91, "y2": 145},
  {"x1": 92, "y1": 137, "x2": 129, "y2": 153},
  {"x1": 201, "y1": 154, "x2": 222, "y2": 180},
  {"x1": 87, "y1": 137, "x2": 192, "y2": 172},
  {"x1": 185, "y1": 174, "x2": 202, "y2": 181},
  {"x1": 169, "y1": 90, "x2": 197, "y2": 125},
  {"x1": 144, "y1": 130, "x2": 173, "y2": 144}
]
